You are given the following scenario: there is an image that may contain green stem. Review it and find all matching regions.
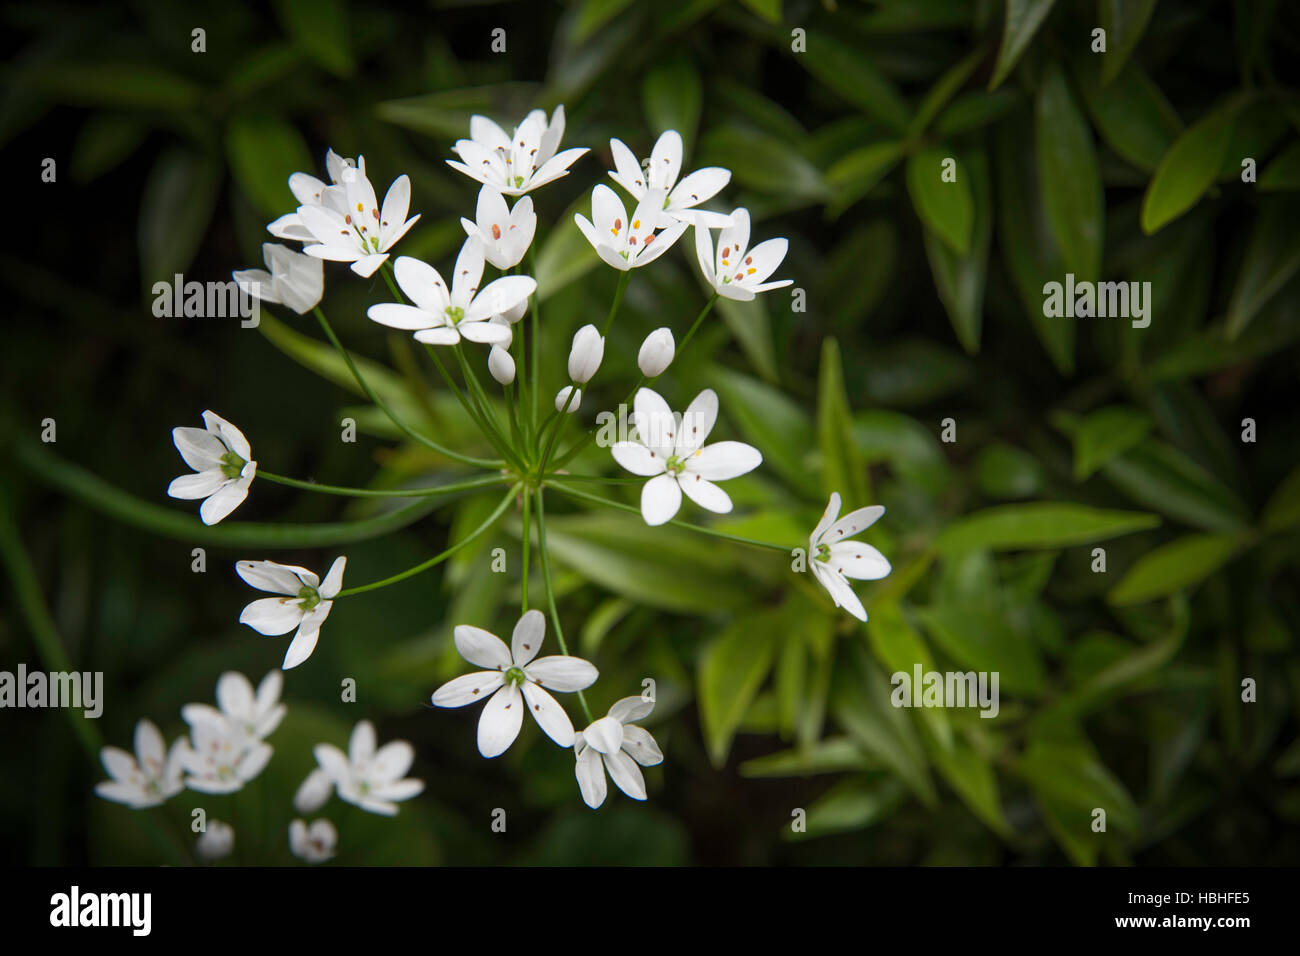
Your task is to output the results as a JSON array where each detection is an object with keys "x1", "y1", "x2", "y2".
[
  {"x1": 520, "y1": 486, "x2": 531, "y2": 612},
  {"x1": 454, "y1": 344, "x2": 524, "y2": 469},
  {"x1": 534, "y1": 488, "x2": 592, "y2": 723},
  {"x1": 546, "y1": 481, "x2": 792, "y2": 553},
  {"x1": 676, "y1": 291, "x2": 720, "y2": 356},
  {"x1": 258, "y1": 470, "x2": 506, "y2": 499},
  {"x1": 312, "y1": 307, "x2": 498, "y2": 469},
  {"x1": 337, "y1": 486, "x2": 517, "y2": 596},
  {"x1": 422, "y1": 343, "x2": 521, "y2": 469},
  {"x1": 600, "y1": 271, "x2": 632, "y2": 336},
  {"x1": 537, "y1": 383, "x2": 580, "y2": 477}
]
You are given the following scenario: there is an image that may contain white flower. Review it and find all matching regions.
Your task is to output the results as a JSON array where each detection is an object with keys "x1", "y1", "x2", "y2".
[
  {"x1": 574, "y1": 696, "x2": 663, "y2": 809},
  {"x1": 637, "y1": 327, "x2": 674, "y2": 377},
  {"x1": 268, "y1": 148, "x2": 362, "y2": 241},
  {"x1": 611, "y1": 387, "x2": 762, "y2": 526},
  {"x1": 289, "y1": 819, "x2": 337, "y2": 863},
  {"x1": 608, "y1": 130, "x2": 732, "y2": 227},
  {"x1": 236, "y1": 557, "x2": 347, "y2": 670},
  {"x1": 694, "y1": 208, "x2": 793, "y2": 301},
  {"x1": 555, "y1": 385, "x2": 581, "y2": 413},
  {"x1": 167, "y1": 410, "x2": 257, "y2": 526},
  {"x1": 294, "y1": 162, "x2": 420, "y2": 277},
  {"x1": 432, "y1": 609, "x2": 598, "y2": 758},
  {"x1": 567, "y1": 324, "x2": 604, "y2": 383},
  {"x1": 447, "y1": 106, "x2": 587, "y2": 196},
  {"x1": 574, "y1": 184, "x2": 687, "y2": 271},
  {"x1": 181, "y1": 670, "x2": 286, "y2": 749},
  {"x1": 366, "y1": 242, "x2": 535, "y2": 347},
  {"x1": 232, "y1": 242, "x2": 324, "y2": 315},
  {"x1": 177, "y1": 717, "x2": 272, "y2": 794},
  {"x1": 807, "y1": 493, "x2": 891, "y2": 622},
  {"x1": 460, "y1": 185, "x2": 536, "y2": 269},
  {"x1": 94, "y1": 719, "x2": 185, "y2": 809},
  {"x1": 294, "y1": 768, "x2": 333, "y2": 814},
  {"x1": 488, "y1": 346, "x2": 516, "y2": 385},
  {"x1": 311, "y1": 720, "x2": 424, "y2": 816},
  {"x1": 195, "y1": 820, "x2": 234, "y2": 861}
]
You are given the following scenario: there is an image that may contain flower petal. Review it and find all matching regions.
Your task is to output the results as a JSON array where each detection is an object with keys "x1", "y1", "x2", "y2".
[
  {"x1": 640, "y1": 472, "x2": 682, "y2": 526},
  {"x1": 675, "y1": 388, "x2": 718, "y2": 454},
  {"x1": 686, "y1": 441, "x2": 762, "y2": 481},
  {"x1": 611, "y1": 441, "x2": 665, "y2": 477},
  {"x1": 282, "y1": 619, "x2": 323, "y2": 669},
  {"x1": 583, "y1": 715, "x2": 624, "y2": 755},
  {"x1": 575, "y1": 745, "x2": 607, "y2": 809},
  {"x1": 511, "y1": 608, "x2": 545, "y2": 666},
  {"x1": 608, "y1": 695, "x2": 655, "y2": 724},
  {"x1": 367, "y1": 303, "x2": 435, "y2": 331},
  {"x1": 477, "y1": 684, "x2": 524, "y2": 758},
  {"x1": 168, "y1": 470, "x2": 227, "y2": 500},
  {"x1": 236, "y1": 560, "x2": 306, "y2": 595},
  {"x1": 679, "y1": 474, "x2": 733, "y2": 514},
  {"x1": 604, "y1": 749, "x2": 647, "y2": 800},
  {"x1": 432, "y1": 671, "x2": 505, "y2": 708},
  {"x1": 525, "y1": 655, "x2": 599, "y2": 692},
  {"x1": 620, "y1": 725, "x2": 664, "y2": 766},
  {"x1": 521, "y1": 682, "x2": 575, "y2": 747},
  {"x1": 453, "y1": 625, "x2": 512, "y2": 669},
  {"x1": 172, "y1": 426, "x2": 225, "y2": 471},
  {"x1": 239, "y1": 598, "x2": 303, "y2": 636},
  {"x1": 319, "y1": 556, "x2": 347, "y2": 599},
  {"x1": 825, "y1": 504, "x2": 885, "y2": 542},
  {"x1": 829, "y1": 541, "x2": 892, "y2": 581}
]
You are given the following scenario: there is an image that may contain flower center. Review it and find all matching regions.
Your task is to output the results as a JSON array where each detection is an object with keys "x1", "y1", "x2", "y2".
[
  {"x1": 219, "y1": 450, "x2": 246, "y2": 480},
  {"x1": 504, "y1": 666, "x2": 527, "y2": 686},
  {"x1": 297, "y1": 585, "x2": 322, "y2": 610},
  {"x1": 665, "y1": 454, "x2": 685, "y2": 475},
  {"x1": 512, "y1": 175, "x2": 524, "y2": 188},
  {"x1": 445, "y1": 306, "x2": 465, "y2": 325},
  {"x1": 816, "y1": 543, "x2": 831, "y2": 562}
]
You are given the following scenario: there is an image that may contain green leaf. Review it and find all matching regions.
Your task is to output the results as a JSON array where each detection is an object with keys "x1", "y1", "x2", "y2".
[
  {"x1": 916, "y1": 605, "x2": 1047, "y2": 695},
  {"x1": 906, "y1": 148, "x2": 974, "y2": 256},
  {"x1": 1102, "y1": 441, "x2": 1250, "y2": 532},
  {"x1": 1035, "y1": 64, "x2": 1103, "y2": 280},
  {"x1": 798, "y1": 30, "x2": 911, "y2": 132},
  {"x1": 697, "y1": 126, "x2": 828, "y2": 200},
  {"x1": 572, "y1": 0, "x2": 639, "y2": 42},
  {"x1": 1141, "y1": 97, "x2": 1246, "y2": 234},
  {"x1": 1099, "y1": 0, "x2": 1158, "y2": 85},
  {"x1": 71, "y1": 113, "x2": 148, "y2": 184},
  {"x1": 1259, "y1": 141, "x2": 1300, "y2": 191},
  {"x1": 710, "y1": 366, "x2": 818, "y2": 496},
  {"x1": 825, "y1": 141, "x2": 905, "y2": 218},
  {"x1": 226, "y1": 112, "x2": 314, "y2": 220},
  {"x1": 642, "y1": 56, "x2": 702, "y2": 154},
  {"x1": 699, "y1": 612, "x2": 782, "y2": 765},
  {"x1": 934, "y1": 89, "x2": 1023, "y2": 138},
  {"x1": 989, "y1": 0, "x2": 1059, "y2": 90},
  {"x1": 21, "y1": 61, "x2": 202, "y2": 110},
  {"x1": 275, "y1": 0, "x2": 354, "y2": 76},
  {"x1": 922, "y1": 725, "x2": 1008, "y2": 834},
  {"x1": 792, "y1": 777, "x2": 907, "y2": 839},
  {"x1": 535, "y1": 196, "x2": 601, "y2": 301},
  {"x1": 541, "y1": 511, "x2": 753, "y2": 614},
  {"x1": 866, "y1": 603, "x2": 951, "y2": 750},
  {"x1": 137, "y1": 146, "x2": 220, "y2": 291},
  {"x1": 1020, "y1": 741, "x2": 1139, "y2": 864},
  {"x1": 376, "y1": 83, "x2": 540, "y2": 140},
  {"x1": 1076, "y1": 60, "x2": 1183, "y2": 173},
  {"x1": 715, "y1": 294, "x2": 778, "y2": 383},
  {"x1": 910, "y1": 47, "x2": 988, "y2": 136},
  {"x1": 920, "y1": 149, "x2": 991, "y2": 353},
  {"x1": 739, "y1": 0, "x2": 782, "y2": 24},
  {"x1": 817, "y1": 337, "x2": 867, "y2": 505},
  {"x1": 974, "y1": 442, "x2": 1045, "y2": 498},
  {"x1": 1052, "y1": 405, "x2": 1152, "y2": 480},
  {"x1": 1109, "y1": 533, "x2": 1245, "y2": 605},
  {"x1": 740, "y1": 737, "x2": 871, "y2": 778},
  {"x1": 1262, "y1": 465, "x2": 1300, "y2": 533},
  {"x1": 1226, "y1": 198, "x2": 1300, "y2": 340},
  {"x1": 937, "y1": 503, "x2": 1159, "y2": 553}
]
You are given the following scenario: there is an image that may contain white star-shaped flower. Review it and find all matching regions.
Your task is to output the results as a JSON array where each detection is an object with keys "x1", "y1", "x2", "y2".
[
  {"x1": 460, "y1": 185, "x2": 536, "y2": 270},
  {"x1": 574, "y1": 696, "x2": 663, "y2": 809},
  {"x1": 180, "y1": 670, "x2": 286, "y2": 749},
  {"x1": 611, "y1": 387, "x2": 762, "y2": 526},
  {"x1": 366, "y1": 241, "x2": 535, "y2": 347},
  {"x1": 694, "y1": 208, "x2": 793, "y2": 301},
  {"x1": 167, "y1": 410, "x2": 257, "y2": 526},
  {"x1": 236, "y1": 557, "x2": 347, "y2": 669},
  {"x1": 268, "y1": 148, "x2": 363, "y2": 241},
  {"x1": 294, "y1": 161, "x2": 420, "y2": 277},
  {"x1": 289, "y1": 818, "x2": 337, "y2": 863},
  {"x1": 807, "y1": 492, "x2": 891, "y2": 622},
  {"x1": 574, "y1": 184, "x2": 687, "y2": 271},
  {"x1": 233, "y1": 242, "x2": 324, "y2": 315},
  {"x1": 607, "y1": 129, "x2": 732, "y2": 227},
  {"x1": 177, "y1": 717, "x2": 272, "y2": 794},
  {"x1": 310, "y1": 720, "x2": 424, "y2": 816},
  {"x1": 432, "y1": 609, "x2": 598, "y2": 757},
  {"x1": 94, "y1": 719, "x2": 186, "y2": 809},
  {"x1": 447, "y1": 106, "x2": 588, "y2": 196}
]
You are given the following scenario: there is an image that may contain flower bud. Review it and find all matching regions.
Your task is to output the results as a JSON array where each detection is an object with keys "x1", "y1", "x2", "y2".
[
  {"x1": 488, "y1": 346, "x2": 516, "y2": 385},
  {"x1": 637, "y1": 327, "x2": 675, "y2": 377},
  {"x1": 498, "y1": 299, "x2": 528, "y2": 325},
  {"x1": 294, "y1": 768, "x2": 332, "y2": 814},
  {"x1": 555, "y1": 386, "x2": 582, "y2": 413},
  {"x1": 567, "y1": 324, "x2": 604, "y2": 383}
]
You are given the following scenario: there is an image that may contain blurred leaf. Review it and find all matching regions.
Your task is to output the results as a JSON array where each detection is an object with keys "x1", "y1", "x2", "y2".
[
  {"x1": 907, "y1": 148, "x2": 974, "y2": 256},
  {"x1": 698, "y1": 126, "x2": 829, "y2": 200},
  {"x1": 989, "y1": 0, "x2": 1058, "y2": 91},
  {"x1": 937, "y1": 503, "x2": 1159, "y2": 553},
  {"x1": 1099, "y1": 0, "x2": 1158, "y2": 86},
  {"x1": 792, "y1": 776, "x2": 907, "y2": 839},
  {"x1": 573, "y1": 0, "x2": 639, "y2": 43},
  {"x1": 859, "y1": 340, "x2": 974, "y2": 406},
  {"x1": 798, "y1": 30, "x2": 911, "y2": 132},
  {"x1": 275, "y1": 0, "x2": 354, "y2": 76},
  {"x1": 1259, "y1": 141, "x2": 1300, "y2": 191},
  {"x1": 1019, "y1": 739, "x2": 1139, "y2": 864},
  {"x1": 642, "y1": 56, "x2": 702, "y2": 154},
  {"x1": 921, "y1": 149, "x2": 991, "y2": 353},
  {"x1": 137, "y1": 146, "x2": 220, "y2": 291},
  {"x1": 1141, "y1": 96, "x2": 1246, "y2": 234},
  {"x1": 21, "y1": 61, "x2": 202, "y2": 110},
  {"x1": 71, "y1": 113, "x2": 148, "y2": 184},
  {"x1": 739, "y1": 0, "x2": 782, "y2": 24},
  {"x1": 1051, "y1": 405, "x2": 1152, "y2": 480},
  {"x1": 536, "y1": 195, "x2": 601, "y2": 301},
  {"x1": 1076, "y1": 60, "x2": 1182, "y2": 173},
  {"x1": 867, "y1": 603, "x2": 951, "y2": 749},
  {"x1": 740, "y1": 737, "x2": 871, "y2": 777},
  {"x1": 923, "y1": 725, "x2": 1008, "y2": 834},
  {"x1": 817, "y1": 337, "x2": 867, "y2": 505},
  {"x1": 934, "y1": 89, "x2": 1022, "y2": 138},
  {"x1": 1102, "y1": 441, "x2": 1250, "y2": 532},
  {"x1": 974, "y1": 442, "x2": 1045, "y2": 498},
  {"x1": 1109, "y1": 533, "x2": 1245, "y2": 605},
  {"x1": 910, "y1": 47, "x2": 987, "y2": 135},
  {"x1": 826, "y1": 141, "x2": 905, "y2": 218},
  {"x1": 715, "y1": 294, "x2": 778, "y2": 383},
  {"x1": 823, "y1": 220, "x2": 897, "y2": 324},
  {"x1": 226, "y1": 112, "x2": 314, "y2": 220},
  {"x1": 854, "y1": 410, "x2": 952, "y2": 496},
  {"x1": 1226, "y1": 198, "x2": 1300, "y2": 340},
  {"x1": 1036, "y1": 64, "x2": 1103, "y2": 280},
  {"x1": 1263, "y1": 465, "x2": 1300, "y2": 534},
  {"x1": 710, "y1": 366, "x2": 818, "y2": 496},
  {"x1": 699, "y1": 611, "x2": 782, "y2": 765},
  {"x1": 916, "y1": 604, "x2": 1047, "y2": 695},
  {"x1": 376, "y1": 83, "x2": 540, "y2": 140},
  {"x1": 859, "y1": 0, "x2": 975, "y2": 32}
]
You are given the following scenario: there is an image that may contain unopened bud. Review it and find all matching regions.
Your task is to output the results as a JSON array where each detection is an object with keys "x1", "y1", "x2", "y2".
[
  {"x1": 488, "y1": 346, "x2": 516, "y2": 385},
  {"x1": 567, "y1": 324, "x2": 604, "y2": 383},
  {"x1": 637, "y1": 327, "x2": 675, "y2": 377},
  {"x1": 555, "y1": 386, "x2": 582, "y2": 413}
]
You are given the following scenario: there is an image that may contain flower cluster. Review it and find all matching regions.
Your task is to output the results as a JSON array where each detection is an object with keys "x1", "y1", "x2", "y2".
[{"x1": 149, "y1": 104, "x2": 891, "y2": 830}]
